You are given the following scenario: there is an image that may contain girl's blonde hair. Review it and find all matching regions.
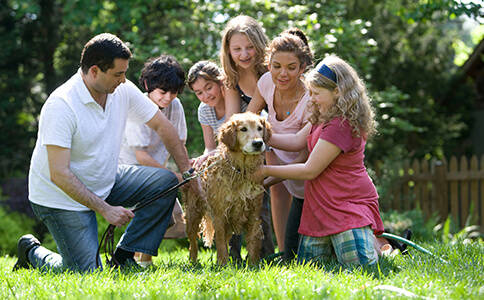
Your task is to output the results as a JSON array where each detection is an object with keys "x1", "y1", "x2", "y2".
[
  {"x1": 220, "y1": 15, "x2": 269, "y2": 89},
  {"x1": 187, "y1": 61, "x2": 223, "y2": 90},
  {"x1": 306, "y1": 55, "x2": 376, "y2": 138},
  {"x1": 266, "y1": 28, "x2": 313, "y2": 72}
]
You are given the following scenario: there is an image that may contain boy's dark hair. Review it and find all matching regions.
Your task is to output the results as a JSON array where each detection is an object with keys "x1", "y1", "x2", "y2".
[
  {"x1": 80, "y1": 33, "x2": 132, "y2": 74},
  {"x1": 139, "y1": 55, "x2": 185, "y2": 94}
]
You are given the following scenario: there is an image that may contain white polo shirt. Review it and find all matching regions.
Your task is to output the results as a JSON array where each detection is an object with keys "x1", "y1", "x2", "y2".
[{"x1": 28, "y1": 69, "x2": 158, "y2": 211}]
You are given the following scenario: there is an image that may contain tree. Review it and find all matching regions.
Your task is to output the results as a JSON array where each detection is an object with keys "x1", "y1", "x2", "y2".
[{"x1": 0, "y1": 0, "x2": 480, "y2": 179}]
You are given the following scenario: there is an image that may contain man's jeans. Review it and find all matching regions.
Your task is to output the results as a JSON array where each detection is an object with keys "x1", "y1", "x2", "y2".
[{"x1": 29, "y1": 165, "x2": 178, "y2": 272}]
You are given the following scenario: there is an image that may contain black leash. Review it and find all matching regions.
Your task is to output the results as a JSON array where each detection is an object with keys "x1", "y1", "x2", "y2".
[{"x1": 96, "y1": 168, "x2": 196, "y2": 268}]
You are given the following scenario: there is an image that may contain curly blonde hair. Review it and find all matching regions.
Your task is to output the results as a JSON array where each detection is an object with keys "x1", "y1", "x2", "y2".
[
  {"x1": 306, "y1": 55, "x2": 376, "y2": 138},
  {"x1": 220, "y1": 15, "x2": 269, "y2": 89}
]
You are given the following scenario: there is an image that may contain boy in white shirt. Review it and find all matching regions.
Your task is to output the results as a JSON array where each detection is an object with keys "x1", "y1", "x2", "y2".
[{"x1": 119, "y1": 55, "x2": 188, "y2": 267}]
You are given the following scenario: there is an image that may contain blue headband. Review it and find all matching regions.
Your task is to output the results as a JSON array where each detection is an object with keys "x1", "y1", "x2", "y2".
[{"x1": 317, "y1": 64, "x2": 337, "y2": 83}]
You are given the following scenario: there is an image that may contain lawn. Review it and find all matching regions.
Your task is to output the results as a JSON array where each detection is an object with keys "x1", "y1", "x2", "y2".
[{"x1": 1, "y1": 237, "x2": 483, "y2": 299}]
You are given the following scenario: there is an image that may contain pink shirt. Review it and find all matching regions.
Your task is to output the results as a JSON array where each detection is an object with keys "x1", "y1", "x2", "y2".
[
  {"x1": 299, "y1": 118, "x2": 384, "y2": 237},
  {"x1": 258, "y1": 72, "x2": 309, "y2": 198}
]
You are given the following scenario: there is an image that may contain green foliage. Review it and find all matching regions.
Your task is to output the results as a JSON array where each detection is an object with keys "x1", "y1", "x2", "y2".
[
  {"x1": 0, "y1": 205, "x2": 36, "y2": 256},
  {"x1": 380, "y1": 209, "x2": 439, "y2": 241},
  {"x1": 0, "y1": 0, "x2": 480, "y2": 177},
  {"x1": 434, "y1": 215, "x2": 483, "y2": 245}
]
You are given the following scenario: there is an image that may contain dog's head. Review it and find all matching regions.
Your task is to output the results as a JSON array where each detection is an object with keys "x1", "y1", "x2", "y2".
[{"x1": 218, "y1": 112, "x2": 272, "y2": 154}]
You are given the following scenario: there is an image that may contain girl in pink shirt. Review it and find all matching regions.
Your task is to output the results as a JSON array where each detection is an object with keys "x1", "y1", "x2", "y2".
[{"x1": 255, "y1": 55, "x2": 384, "y2": 267}]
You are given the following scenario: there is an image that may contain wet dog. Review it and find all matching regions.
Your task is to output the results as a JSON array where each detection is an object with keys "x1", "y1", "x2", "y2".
[{"x1": 183, "y1": 112, "x2": 272, "y2": 265}]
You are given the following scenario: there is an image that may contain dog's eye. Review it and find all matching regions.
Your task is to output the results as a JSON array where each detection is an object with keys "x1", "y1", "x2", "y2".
[
  {"x1": 257, "y1": 126, "x2": 263, "y2": 131},
  {"x1": 240, "y1": 127, "x2": 247, "y2": 132}
]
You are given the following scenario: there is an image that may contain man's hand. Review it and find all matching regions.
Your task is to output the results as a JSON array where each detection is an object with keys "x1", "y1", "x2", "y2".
[{"x1": 101, "y1": 205, "x2": 134, "y2": 227}]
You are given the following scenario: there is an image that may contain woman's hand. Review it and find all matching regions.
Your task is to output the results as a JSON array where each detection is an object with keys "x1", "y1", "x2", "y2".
[{"x1": 263, "y1": 176, "x2": 284, "y2": 189}]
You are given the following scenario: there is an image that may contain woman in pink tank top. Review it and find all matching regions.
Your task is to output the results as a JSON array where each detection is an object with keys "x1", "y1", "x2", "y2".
[{"x1": 247, "y1": 28, "x2": 313, "y2": 260}]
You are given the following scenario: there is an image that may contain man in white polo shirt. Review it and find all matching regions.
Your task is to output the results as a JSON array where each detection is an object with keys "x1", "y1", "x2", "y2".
[{"x1": 13, "y1": 33, "x2": 198, "y2": 272}]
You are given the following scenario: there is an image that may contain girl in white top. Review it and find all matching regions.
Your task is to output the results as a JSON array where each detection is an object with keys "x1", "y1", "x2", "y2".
[
  {"x1": 119, "y1": 55, "x2": 187, "y2": 267},
  {"x1": 188, "y1": 61, "x2": 245, "y2": 154},
  {"x1": 248, "y1": 28, "x2": 313, "y2": 258}
]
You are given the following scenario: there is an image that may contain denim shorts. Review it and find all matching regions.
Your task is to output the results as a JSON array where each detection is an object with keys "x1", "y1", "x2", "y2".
[{"x1": 297, "y1": 226, "x2": 378, "y2": 267}]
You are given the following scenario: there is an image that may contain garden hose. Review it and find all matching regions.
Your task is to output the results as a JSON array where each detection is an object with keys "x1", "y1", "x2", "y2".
[{"x1": 378, "y1": 232, "x2": 448, "y2": 263}]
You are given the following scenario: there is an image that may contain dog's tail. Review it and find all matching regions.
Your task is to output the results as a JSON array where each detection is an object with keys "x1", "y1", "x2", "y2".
[{"x1": 201, "y1": 216, "x2": 215, "y2": 247}]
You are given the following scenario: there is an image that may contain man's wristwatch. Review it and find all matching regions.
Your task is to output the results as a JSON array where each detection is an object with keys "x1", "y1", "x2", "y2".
[{"x1": 182, "y1": 168, "x2": 194, "y2": 180}]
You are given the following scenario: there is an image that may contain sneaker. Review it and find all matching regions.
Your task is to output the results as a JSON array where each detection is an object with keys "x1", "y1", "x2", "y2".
[
  {"x1": 387, "y1": 229, "x2": 413, "y2": 255},
  {"x1": 137, "y1": 260, "x2": 153, "y2": 268},
  {"x1": 119, "y1": 257, "x2": 143, "y2": 270},
  {"x1": 13, "y1": 234, "x2": 41, "y2": 271},
  {"x1": 107, "y1": 256, "x2": 143, "y2": 271},
  {"x1": 400, "y1": 229, "x2": 412, "y2": 255}
]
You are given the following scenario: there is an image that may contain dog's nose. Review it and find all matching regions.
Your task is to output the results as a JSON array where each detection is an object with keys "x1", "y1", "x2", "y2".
[{"x1": 252, "y1": 140, "x2": 263, "y2": 149}]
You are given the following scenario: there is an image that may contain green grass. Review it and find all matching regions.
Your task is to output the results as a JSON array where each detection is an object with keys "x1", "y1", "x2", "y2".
[{"x1": 1, "y1": 239, "x2": 483, "y2": 299}]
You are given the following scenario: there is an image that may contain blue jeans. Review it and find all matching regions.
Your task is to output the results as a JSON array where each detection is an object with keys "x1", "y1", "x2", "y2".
[{"x1": 29, "y1": 165, "x2": 178, "y2": 272}]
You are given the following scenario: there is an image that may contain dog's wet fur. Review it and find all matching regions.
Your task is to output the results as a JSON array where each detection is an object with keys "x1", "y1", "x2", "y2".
[{"x1": 183, "y1": 112, "x2": 272, "y2": 265}]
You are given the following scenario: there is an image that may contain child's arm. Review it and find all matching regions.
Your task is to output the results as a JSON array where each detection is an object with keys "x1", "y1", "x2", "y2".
[
  {"x1": 246, "y1": 87, "x2": 266, "y2": 114},
  {"x1": 201, "y1": 125, "x2": 216, "y2": 153},
  {"x1": 224, "y1": 87, "x2": 242, "y2": 121},
  {"x1": 262, "y1": 139, "x2": 341, "y2": 181},
  {"x1": 191, "y1": 125, "x2": 217, "y2": 169},
  {"x1": 263, "y1": 147, "x2": 309, "y2": 188},
  {"x1": 270, "y1": 122, "x2": 312, "y2": 152}
]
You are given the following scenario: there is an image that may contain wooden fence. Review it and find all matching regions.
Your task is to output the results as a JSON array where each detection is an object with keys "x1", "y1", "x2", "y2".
[{"x1": 376, "y1": 155, "x2": 484, "y2": 232}]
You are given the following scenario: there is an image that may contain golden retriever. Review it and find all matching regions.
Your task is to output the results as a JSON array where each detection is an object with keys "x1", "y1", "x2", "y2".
[{"x1": 183, "y1": 112, "x2": 272, "y2": 265}]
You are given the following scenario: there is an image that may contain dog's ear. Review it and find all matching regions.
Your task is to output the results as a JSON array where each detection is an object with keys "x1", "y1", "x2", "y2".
[
  {"x1": 261, "y1": 118, "x2": 272, "y2": 144},
  {"x1": 219, "y1": 121, "x2": 237, "y2": 150}
]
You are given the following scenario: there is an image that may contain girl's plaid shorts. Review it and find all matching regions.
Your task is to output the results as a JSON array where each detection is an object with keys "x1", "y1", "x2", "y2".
[{"x1": 297, "y1": 226, "x2": 378, "y2": 267}]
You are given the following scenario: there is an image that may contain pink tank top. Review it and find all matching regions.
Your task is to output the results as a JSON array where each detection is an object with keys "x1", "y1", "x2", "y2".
[{"x1": 257, "y1": 72, "x2": 309, "y2": 198}]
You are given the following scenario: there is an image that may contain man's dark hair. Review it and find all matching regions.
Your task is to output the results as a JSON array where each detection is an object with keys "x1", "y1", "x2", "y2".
[
  {"x1": 139, "y1": 55, "x2": 185, "y2": 94},
  {"x1": 80, "y1": 33, "x2": 132, "y2": 74}
]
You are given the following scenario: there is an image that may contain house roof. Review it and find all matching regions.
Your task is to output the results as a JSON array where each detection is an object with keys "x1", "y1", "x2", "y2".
[{"x1": 462, "y1": 37, "x2": 484, "y2": 79}]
